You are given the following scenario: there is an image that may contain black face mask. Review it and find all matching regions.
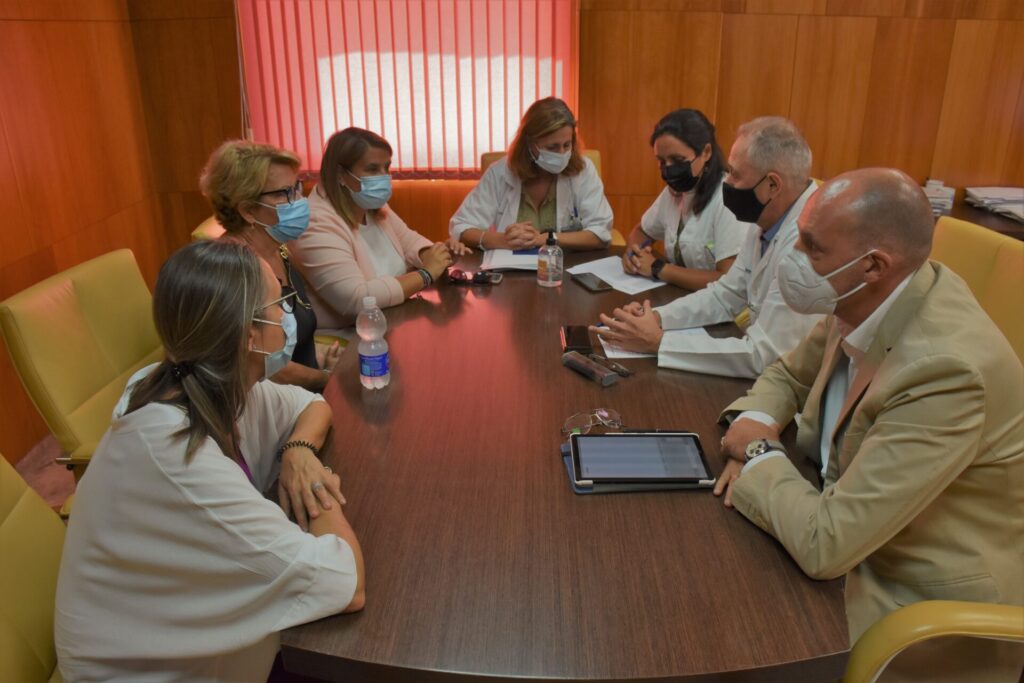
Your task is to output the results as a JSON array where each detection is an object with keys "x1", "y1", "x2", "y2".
[
  {"x1": 660, "y1": 159, "x2": 700, "y2": 193},
  {"x1": 722, "y1": 175, "x2": 769, "y2": 223}
]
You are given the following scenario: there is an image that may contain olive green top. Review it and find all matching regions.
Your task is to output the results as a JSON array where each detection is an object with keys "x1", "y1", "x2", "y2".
[{"x1": 516, "y1": 181, "x2": 558, "y2": 232}]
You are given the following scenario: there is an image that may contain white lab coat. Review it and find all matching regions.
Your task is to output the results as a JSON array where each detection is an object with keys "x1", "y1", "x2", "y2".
[
  {"x1": 653, "y1": 182, "x2": 822, "y2": 379},
  {"x1": 449, "y1": 155, "x2": 613, "y2": 244},
  {"x1": 640, "y1": 176, "x2": 756, "y2": 269}
]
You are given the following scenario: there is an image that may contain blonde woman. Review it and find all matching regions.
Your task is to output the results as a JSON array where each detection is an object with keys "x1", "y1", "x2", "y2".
[
  {"x1": 200, "y1": 140, "x2": 341, "y2": 393},
  {"x1": 55, "y1": 241, "x2": 364, "y2": 681},
  {"x1": 450, "y1": 97, "x2": 613, "y2": 251},
  {"x1": 290, "y1": 128, "x2": 468, "y2": 326}
]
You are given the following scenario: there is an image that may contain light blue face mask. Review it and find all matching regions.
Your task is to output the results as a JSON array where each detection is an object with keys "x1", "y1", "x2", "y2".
[
  {"x1": 253, "y1": 309, "x2": 297, "y2": 379},
  {"x1": 255, "y1": 198, "x2": 310, "y2": 243},
  {"x1": 346, "y1": 170, "x2": 392, "y2": 210}
]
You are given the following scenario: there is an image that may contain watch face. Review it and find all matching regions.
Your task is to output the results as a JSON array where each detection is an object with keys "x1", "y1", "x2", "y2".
[{"x1": 745, "y1": 439, "x2": 766, "y2": 458}]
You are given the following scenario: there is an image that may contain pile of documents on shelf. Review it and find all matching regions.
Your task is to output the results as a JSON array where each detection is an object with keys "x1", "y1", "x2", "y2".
[
  {"x1": 965, "y1": 187, "x2": 1024, "y2": 223},
  {"x1": 922, "y1": 179, "x2": 955, "y2": 216}
]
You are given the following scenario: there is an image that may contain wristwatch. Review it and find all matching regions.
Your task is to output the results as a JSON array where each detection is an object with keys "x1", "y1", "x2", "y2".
[
  {"x1": 744, "y1": 438, "x2": 786, "y2": 462},
  {"x1": 650, "y1": 258, "x2": 667, "y2": 281}
]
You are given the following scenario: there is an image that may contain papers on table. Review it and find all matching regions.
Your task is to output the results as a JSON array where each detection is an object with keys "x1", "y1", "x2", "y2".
[
  {"x1": 923, "y1": 180, "x2": 954, "y2": 216},
  {"x1": 598, "y1": 327, "x2": 711, "y2": 359},
  {"x1": 566, "y1": 256, "x2": 666, "y2": 295},
  {"x1": 480, "y1": 249, "x2": 538, "y2": 271},
  {"x1": 965, "y1": 187, "x2": 1024, "y2": 223}
]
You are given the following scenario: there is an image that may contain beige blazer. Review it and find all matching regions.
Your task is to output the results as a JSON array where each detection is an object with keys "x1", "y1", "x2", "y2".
[
  {"x1": 724, "y1": 262, "x2": 1024, "y2": 682},
  {"x1": 291, "y1": 186, "x2": 432, "y2": 328}
]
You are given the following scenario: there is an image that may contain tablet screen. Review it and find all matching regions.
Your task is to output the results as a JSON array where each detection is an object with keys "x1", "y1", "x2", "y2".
[{"x1": 572, "y1": 433, "x2": 711, "y2": 482}]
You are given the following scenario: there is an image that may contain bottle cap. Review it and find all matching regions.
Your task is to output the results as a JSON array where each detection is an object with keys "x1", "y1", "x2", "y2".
[
  {"x1": 546, "y1": 231, "x2": 557, "y2": 245},
  {"x1": 362, "y1": 296, "x2": 377, "y2": 309}
]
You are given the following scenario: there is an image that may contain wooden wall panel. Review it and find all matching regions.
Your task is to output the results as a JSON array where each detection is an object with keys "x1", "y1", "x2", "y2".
[
  {"x1": 129, "y1": 1, "x2": 241, "y2": 245},
  {"x1": 857, "y1": 18, "x2": 955, "y2": 181},
  {"x1": 579, "y1": 7, "x2": 722, "y2": 230},
  {"x1": 1005, "y1": 76, "x2": 1024, "y2": 186},
  {"x1": 930, "y1": 20, "x2": 1024, "y2": 188},
  {"x1": 715, "y1": 14, "x2": 799, "y2": 155},
  {"x1": 0, "y1": 1, "x2": 240, "y2": 463},
  {"x1": 789, "y1": 16, "x2": 876, "y2": 179}
]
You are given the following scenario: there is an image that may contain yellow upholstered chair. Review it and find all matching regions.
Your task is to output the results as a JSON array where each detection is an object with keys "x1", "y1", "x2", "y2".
[
  {"x1": 0, "y1": 454, "x2": 66, "y2": 683},
  {"x1": 0, "y1": 250, "x2": 163, "y2": 476},
  {"x1": 478, "y1": 149, "x2": 624, "y2": 245},
  {"x1": 191, "y1": 215, "x2": 225, "y2": 241},
  {"x1": 931, "y1": 217, "x2": 1023, "y2": 361},
  {"x1": 843, "y1": 600, "x2": 1024, "y2": 683}
]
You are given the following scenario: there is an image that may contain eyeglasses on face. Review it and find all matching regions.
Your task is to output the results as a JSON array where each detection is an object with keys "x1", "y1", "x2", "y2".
[
  {"x1": 561, "y1": 408, "x2": 623, "y2": 436},
  {"x1": 258, "y1": 177, "x2": 308, "y2": 205},
  {"x1": 253, "y1": 290, "x2": 297, "y2": 324}
]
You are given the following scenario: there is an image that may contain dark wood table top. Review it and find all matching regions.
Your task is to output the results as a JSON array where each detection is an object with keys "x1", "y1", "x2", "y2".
[{"x1": 282, "y1": 251, "x2": 849, "y2": 682}]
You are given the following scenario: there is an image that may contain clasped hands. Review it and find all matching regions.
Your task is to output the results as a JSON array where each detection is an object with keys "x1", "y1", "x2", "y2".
[
  {"x1": 589, "y1": 299, "x2": 664, "y2": 353},
  {"x1": 713, "y1": 417, "x2": 782, "y2": 508},
  {"x1": 278, "y1": 446, "x2": 345, "y2": 532},
  {"x1": 504, "y1": 222, "x2": 546, "y2": 249}
]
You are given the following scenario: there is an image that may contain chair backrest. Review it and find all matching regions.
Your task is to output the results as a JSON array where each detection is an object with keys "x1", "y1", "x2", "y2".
[
  {"x1": 0, "y1": 455, "x2": 65, "y2": 682},
  {"x1": 0, "y1": 250, "x2": 164, "y2": 457},
  {"x1": 480, "y1": 149, "x2": 602, "y2": 178},
  {"x1": 931, "y1": 217, "x2": 1023, "y2": 360},
  {"x1": 191, "y1": 215, "x2": 226, "y2": 242}
]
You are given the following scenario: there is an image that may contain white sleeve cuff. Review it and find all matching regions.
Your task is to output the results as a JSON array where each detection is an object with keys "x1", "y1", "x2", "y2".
[
  {"x1": 741, "y1": 451, "x2": 786, "y2": 474},
  {"x1": 735, "y1": 410, "x2": 779, "y2": 428}
]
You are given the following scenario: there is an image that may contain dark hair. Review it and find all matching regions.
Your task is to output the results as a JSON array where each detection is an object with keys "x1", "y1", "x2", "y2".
[
  {"x1": 318, "y1": 127, "x2": 394, "y2": 227},
  {"x1": 126, "y1": 240, "x2": 265, "y2": 462},
  {"x1": 649, "y1": 109, "x2": 725, "y2": 216}
]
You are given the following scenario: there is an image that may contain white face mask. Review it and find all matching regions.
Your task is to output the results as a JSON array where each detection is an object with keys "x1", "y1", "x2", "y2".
[
  {"x1": 531, "y1": 146, "x2": 571, "y2": 175},
  {"x1": 777, "y1": 248, "x2": 877, "y2": 315}
]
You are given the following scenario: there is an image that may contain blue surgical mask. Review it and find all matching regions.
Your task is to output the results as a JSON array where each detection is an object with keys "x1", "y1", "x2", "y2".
[
  {"x1": 347, "y1": 171, "x2": 392, "y2": 210},
  {"x1": 254, "y1": 198, "x2": 310, "y2": 243},
  {"x1": 253, "y1": 309, "x2": 297, "y2": 379}
]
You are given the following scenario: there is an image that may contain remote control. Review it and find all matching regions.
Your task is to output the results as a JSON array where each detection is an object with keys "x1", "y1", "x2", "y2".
[{"x1": 562, "y1": 351, "x2": 619, "y2": 386}]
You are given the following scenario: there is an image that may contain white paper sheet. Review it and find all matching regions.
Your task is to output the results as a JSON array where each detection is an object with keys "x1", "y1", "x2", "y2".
[
  {"x1": 566, "y1": 256, "x2": 666, "y2": 295},
  {"x1": 480, "y1": 249, "x2": 539, "y2": 271},
  {"x1": 597, "y1": 327, "x2": 711, "y2": 359}
]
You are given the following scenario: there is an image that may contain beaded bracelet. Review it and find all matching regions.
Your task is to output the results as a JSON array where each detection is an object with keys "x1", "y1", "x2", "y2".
[
  {"x1": 278, "y1": 439, "x2": 319, "y2": 461},
  {"x1": 417, "y1": 267, "x2": 433, "y2": 287}
]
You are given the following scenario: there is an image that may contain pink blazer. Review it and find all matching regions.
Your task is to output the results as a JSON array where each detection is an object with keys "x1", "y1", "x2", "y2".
[{"x1": 291, "y1": 186, "x2": 432, "y2": 328}]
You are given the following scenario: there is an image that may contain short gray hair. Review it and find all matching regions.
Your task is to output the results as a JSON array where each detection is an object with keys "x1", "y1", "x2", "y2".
[{"x1": 736, "y1": 116, "x2": 812, "y2": 185}]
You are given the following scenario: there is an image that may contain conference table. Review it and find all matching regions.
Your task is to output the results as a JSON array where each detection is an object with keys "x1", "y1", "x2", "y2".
[{"x1": 282, "y1": 250, "x2": 850, "y2": 682}]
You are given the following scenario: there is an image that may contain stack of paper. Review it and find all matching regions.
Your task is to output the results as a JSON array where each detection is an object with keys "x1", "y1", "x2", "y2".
[
  {"x1": 923, "y1": 180, "x2": 955, "y2": 216},
  {"x1": 965, "y1": 187, "x2": 1024, "y2": 223},
  {"x1": 597, "y1": 327, "x2": 711, "y2": 359},
  {"x1": 480, "y1": 249, "x2": 538, "y2": 271},
  {"x1": 566, "y1": 256, "x2": 666, "y2": 296}
]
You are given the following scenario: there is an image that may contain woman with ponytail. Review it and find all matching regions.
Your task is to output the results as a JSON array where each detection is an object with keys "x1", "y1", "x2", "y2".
[{"x1": 55, "y1": 240, "x2": 364, "y2": 682}]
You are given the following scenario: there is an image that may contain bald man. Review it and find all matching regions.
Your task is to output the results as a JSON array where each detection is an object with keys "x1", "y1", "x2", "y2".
[{"x1": 714, "y1": 169, "x2": 1023, "y2": 681}]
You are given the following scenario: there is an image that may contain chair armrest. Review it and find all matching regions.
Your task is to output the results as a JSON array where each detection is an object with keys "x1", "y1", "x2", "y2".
[
  {"x1": 844, "y1": 600, "x2": 1024, "y2": 683},
  {"x1": 55, "y1": 441, "x2": 98, "y2": 467}
]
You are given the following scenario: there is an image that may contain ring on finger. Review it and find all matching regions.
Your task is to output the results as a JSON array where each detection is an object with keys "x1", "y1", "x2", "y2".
[
  {"x1": 323, "y1": 465, "x2": 333, "y2": 474},
  {"x1": 311, "y1": 481, "x2": 325, "y2": 493}
]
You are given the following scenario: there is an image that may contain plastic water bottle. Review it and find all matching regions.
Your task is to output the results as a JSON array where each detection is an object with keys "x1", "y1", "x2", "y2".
[
  {"x1": 537, "y1": 231, "x2": 563, "y2": 287},
  {"x1": 356, "y1": 296, "x2": 390, "y2": 389}
]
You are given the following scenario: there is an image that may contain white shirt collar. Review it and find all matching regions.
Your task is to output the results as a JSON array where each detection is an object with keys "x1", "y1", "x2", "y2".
[{"x1": 837, "y1": 272, "x2": 914, "y2": 360}]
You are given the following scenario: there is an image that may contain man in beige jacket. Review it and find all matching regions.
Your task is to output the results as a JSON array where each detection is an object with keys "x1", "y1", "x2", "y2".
[{"x1": 715, "y1": 168, "x2": 1024, "y2": 682}]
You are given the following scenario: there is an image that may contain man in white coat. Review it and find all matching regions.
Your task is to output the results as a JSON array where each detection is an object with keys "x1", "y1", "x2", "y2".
[{"x1": 592, "y1": 116, "x2": 822, "y2": 379}]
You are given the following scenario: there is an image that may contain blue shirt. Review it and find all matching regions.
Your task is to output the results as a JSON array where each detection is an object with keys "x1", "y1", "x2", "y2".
[{"x1": 760, "y1": 212, "x2": 786, "y2": 256}]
